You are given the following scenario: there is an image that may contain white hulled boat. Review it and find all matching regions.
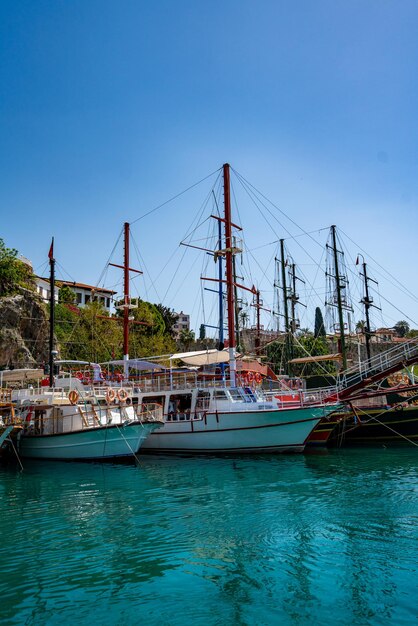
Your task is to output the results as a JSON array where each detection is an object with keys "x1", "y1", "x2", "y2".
[{"x1": 12, "y1": 385, "x2": 163, "y2": 461}]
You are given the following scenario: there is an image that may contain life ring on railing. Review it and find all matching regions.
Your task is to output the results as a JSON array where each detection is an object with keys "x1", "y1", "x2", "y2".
[
  {"x1": 247, "y1": 372, "x2": 255, "y2": 384},
  {"x1": 106, "y1": 388, "x2": 116, "y2": 404},
  {"x1": 75, "y1": 371, "x2": 84, "y2": 380},
  {"x1": 117, "y1": 388, "x2": 129, "y2": 403},
  {"x1": 68, "y1": 390, "x2": 79, "y2": 405},
  {"x1": 254, "y1": 372, "x2": 262, "y2": 385}
]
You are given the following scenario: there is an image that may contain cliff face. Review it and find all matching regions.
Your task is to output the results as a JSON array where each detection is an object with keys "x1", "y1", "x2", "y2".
[{"x1": 0, "y1": 291, "x2": 49, "y2": 368}]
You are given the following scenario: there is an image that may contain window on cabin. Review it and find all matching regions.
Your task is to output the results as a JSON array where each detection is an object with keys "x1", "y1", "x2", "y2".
[
  {"x1": 76, "y1": 293, "x2": 82, "y2": 304},
  {"x1": 214, "y1": 389, "x2": 227, "y2": 400},
  {"x1": 167, "y1": 393, "x2": 192, "y2": 421}
]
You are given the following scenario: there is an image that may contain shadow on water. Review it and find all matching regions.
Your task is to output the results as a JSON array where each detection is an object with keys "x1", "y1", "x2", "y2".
[{"x1": 0, "y1": 449, "x2": 417, "y2": 625}]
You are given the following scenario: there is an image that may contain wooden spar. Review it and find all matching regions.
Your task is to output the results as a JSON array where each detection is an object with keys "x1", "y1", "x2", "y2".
[{"x1": 223, "y1": 163, "x2": 237, "y2": 385}]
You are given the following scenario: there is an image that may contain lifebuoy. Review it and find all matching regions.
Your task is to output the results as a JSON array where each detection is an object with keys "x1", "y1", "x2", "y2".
[
  {"x1": 247, "y1": 372, "x2": 255, "y2": 384},
  {"x1": 255, "y1": 372, "x2": 262, "y2": 385},
  {"x1": 117, "y1": 388, "x2": 128, "y2": 403},
  {"x1": 68, "y1": 389, "x2": 80, "y2": 405},
  {"x1": 75, "y1": 371, "x2": 83, "y2": 380},
  {"x1": 106, "y1": 388, "x2": 116, "y2": 404}
]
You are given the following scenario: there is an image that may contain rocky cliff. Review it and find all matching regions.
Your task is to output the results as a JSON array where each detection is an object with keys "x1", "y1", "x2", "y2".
[{"x1": 0, "y1": 290, "x2": 49, "y2": 368}]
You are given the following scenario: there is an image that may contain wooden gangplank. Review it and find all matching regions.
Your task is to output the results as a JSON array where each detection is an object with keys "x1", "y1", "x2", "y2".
[{"x1": 334, "y1": 338, "x2": 418, "y2": 400}]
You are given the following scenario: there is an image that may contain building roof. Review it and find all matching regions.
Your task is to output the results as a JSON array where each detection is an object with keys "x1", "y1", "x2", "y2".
[{"x1": 36, "y1": 276, "x2": 116, "y2": 295}]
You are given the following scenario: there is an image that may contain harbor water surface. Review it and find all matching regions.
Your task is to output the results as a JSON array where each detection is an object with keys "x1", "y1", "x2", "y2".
[{"x1": 1, "y1": 449, "x2": 417, "y2": 625}]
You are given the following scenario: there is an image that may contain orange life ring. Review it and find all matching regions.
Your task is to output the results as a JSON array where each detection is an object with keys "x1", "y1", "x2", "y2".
[
  {"x1": 117, "y1": 388, "x2": 128, "y2": 403},
  {"x1": 255, "y1": 372, "x2": 262, "y2": 385},
  {"x1": 247, "y1": 371, "x2": 254, "y2": 383},
  {"x1": 68, "y1": 390, "x2": 79, "y2": 405},
  {"x1": 106, "y1": 388, "x2": 116, "y2": 404},
  {"x1": 75, "y1": 371, "x2": 84, "y2": 380}
]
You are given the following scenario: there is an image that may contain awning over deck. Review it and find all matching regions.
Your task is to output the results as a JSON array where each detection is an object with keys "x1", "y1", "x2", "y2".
[{"x1": 288, "y1": 353, "x2": 342, "y2": 364}]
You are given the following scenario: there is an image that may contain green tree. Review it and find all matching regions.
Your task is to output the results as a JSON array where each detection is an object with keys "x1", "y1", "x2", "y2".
[
  {"x1": 314, "y1": 307, "x2": 326, "y2": 338},
  {"x1": 179, "y1": 329, "x2": 195, "y2": 351},
  {"x1": 199, "y1": 324, "x2": 206, "y2": 340},
  {"x1": 0, "y1": 238, "x2": 34, "y2": 296},
  {"x1": 155, "y1": 304, "x2": 179, "y2": 337},
  {"x1": 394, "y1": 320, "x2": 410, "y2": 338},
  {"x1": 58, "y1": 285, "x2": 76, "y2": 304}
]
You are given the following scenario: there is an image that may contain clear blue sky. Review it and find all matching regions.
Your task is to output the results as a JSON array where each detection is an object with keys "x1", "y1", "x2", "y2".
[{"x1": 1, "y1": 0, "x2": 417, "y2": 336}]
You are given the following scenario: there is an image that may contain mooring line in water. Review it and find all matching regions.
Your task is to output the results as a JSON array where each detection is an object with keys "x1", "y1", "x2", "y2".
[
  {"x1": 8, "y1": 435, "x2": 24, "y2": 471},
  {"x1": 115, "y1": 424, "x2": 142, "y2": 466}
]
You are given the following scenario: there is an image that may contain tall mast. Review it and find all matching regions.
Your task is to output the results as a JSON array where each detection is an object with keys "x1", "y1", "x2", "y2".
[
  {"x1": 255, "y1": 289, "x2": 261, "y2": 353},
  {"x1": 330, "y1": 225, "x2": 347, "y2": 370},
  {"x1": 359, "y1": 259, "x2": 379, "y2": 364},
  {"x1": 223, "y1": 163, "x2": 237, "y2": 385},
  {"x1": 123, "y1": 221, "x2": 130, "y2": 373},
  {"x1": 280, "y1": 239, "x2": 292, "y2": 375},
  {"x1": 48, "y1": 238, "x2": 55, "y2": 387},
  {"x1": 217, "y1": 218, "x2": 224, "y2": 350}
]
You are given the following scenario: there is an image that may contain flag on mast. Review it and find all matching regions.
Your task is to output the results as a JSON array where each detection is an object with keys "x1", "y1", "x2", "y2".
[{"x1": 48, "y1": 238, "x2": 54, "y2": 260}]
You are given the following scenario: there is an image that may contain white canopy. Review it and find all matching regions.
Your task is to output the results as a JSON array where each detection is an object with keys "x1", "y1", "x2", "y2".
[
  {"x1": 103, "y1": 359, "x2": 165, "y2": 371},
  {"x1": 171, "y1": 349, "x2": 230, "y2": 366}
]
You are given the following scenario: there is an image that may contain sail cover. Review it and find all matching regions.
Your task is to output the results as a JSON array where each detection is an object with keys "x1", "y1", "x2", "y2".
[{"x1": 103, "y1": 359, "x2": 165, "y2": 371}]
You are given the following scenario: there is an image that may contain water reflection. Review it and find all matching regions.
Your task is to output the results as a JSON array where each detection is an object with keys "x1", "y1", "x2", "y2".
[{"x1": 0, "y1": 450, "x2": 417, "y2": 625}]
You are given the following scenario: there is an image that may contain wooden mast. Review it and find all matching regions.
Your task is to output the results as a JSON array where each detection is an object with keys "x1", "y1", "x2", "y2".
[
  {"x1": 123, "y1": 222, "x2": 130, "y2": 379},
  {"x1": 280, "y1": 239, "x2": 292, "y2": 375},
  {"x1": 48, "y1": 238, "x2": 55, "y2": 387},
  {"x1": 330, "y1": 225, "x2": 347, "y2": 370},
  {"x1": 223, "y1": 163, "x2": 237, "y2": 385}
]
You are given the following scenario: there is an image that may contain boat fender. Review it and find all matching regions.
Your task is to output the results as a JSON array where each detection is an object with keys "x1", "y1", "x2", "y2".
[{"x1": 68, "y1": 390, "x2": 80, "y2": 405}]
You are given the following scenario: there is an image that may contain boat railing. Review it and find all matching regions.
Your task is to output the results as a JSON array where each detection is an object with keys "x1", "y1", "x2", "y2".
[
  {"x1": 264, "y1": 386, "x2": 339, "y2": 408},
  {"x1": 337, "y1": 338, "x2": 418, "y2": 390}
]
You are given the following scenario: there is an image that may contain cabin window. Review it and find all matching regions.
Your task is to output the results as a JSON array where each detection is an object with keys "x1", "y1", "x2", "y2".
[
  {"x1": 214, "y1": 389, "x2": 227, "y2": 400},
  {"x1": 106, "y1": 298, "x2": 110, "y2": 308},
  {"x1": 85, "y1": 294, "x2": 90, "y2": 304},
  {"x1": 167, "y1": 393, "x2": 192, "y2": 421},
  {"x1": 196, "y1": 390, "x2": 210, "y2": 411},
  {"x1": 229, "y1": 388, "x2": 244, "y2": 402},
  {"x1": 141, "y1": 396, "x2": 165, "y2": 414},
  {"x1": 76, "y1": 292, "x2": 82, "y2": 304}
]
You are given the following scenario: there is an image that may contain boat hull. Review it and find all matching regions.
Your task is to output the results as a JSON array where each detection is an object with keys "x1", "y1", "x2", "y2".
[
  {"x1": 18, "y1": 422, "x2": 158, "y2": 461},
  {"x1": 140, "y1": 406, "x2": 336, "y2": 454},
  {"x1": 328, "y1": 405, "x2": 418, "y2": 446},
  {"x1": 305, "y1": 412, "x2": 343, "y2": 447}
]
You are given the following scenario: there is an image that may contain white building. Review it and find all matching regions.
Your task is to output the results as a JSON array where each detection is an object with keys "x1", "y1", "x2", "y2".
[
  {"x1": 173, "y1": 311, "x2": 191, "y2": 338},
  {"x1": 35, "y1": 277, "x2": 116, "y2": 313}
]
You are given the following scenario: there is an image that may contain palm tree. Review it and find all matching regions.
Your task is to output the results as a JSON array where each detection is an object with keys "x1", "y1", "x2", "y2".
[{"x1": 179, "y1": 329, "x2": 195, "y2": 350}]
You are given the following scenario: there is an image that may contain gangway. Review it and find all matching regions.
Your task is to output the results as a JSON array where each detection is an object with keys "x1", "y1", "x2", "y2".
[{"x1": 332, "y1": 338, "x2": 418, "y2": 400}]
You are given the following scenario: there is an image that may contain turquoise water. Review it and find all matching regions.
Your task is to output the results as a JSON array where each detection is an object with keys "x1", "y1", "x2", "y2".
[{"x1": 0, "y1": 450, "x2": 417, "y2": 626}]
